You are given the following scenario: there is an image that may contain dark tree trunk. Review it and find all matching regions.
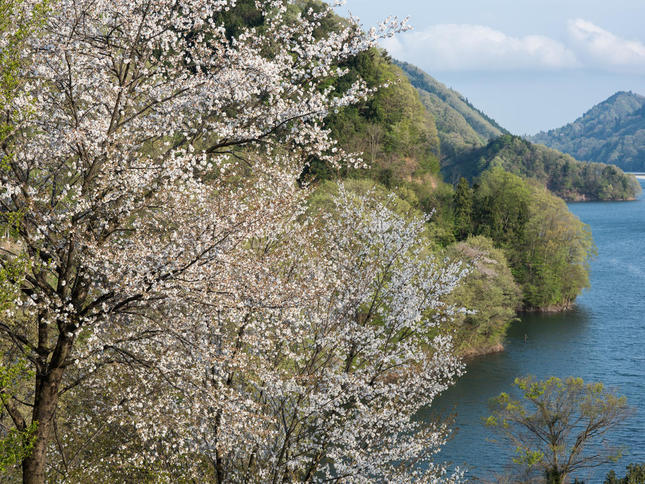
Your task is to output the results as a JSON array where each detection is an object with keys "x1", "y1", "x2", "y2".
[
  {"x1": 22, "y1": 335, "x2": 73, "y2": 484},
  {"x1": 546, "y1": 468, "x2": 564, "y2": 484}
]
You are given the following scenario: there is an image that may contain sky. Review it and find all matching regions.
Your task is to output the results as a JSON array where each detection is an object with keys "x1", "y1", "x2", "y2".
[{"x1": 338, "y1": 0, "x2": 645, "y2": 135}]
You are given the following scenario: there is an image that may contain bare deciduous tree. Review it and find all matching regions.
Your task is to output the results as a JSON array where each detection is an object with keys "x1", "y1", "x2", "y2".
[{"x1": 487, "y1": 376, "x2": 631, "y2": 484}]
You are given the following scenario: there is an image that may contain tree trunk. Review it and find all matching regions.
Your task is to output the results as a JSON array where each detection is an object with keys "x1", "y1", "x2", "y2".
[
  {"x1": 22, "y1": 336, "x2": 73, "y2": 484},
  {"x1": 546, "y1": 468, "x2": 564, "y2": 484}
]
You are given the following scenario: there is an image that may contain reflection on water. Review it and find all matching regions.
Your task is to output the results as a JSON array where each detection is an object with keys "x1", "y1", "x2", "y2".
[{"x1": 424, "y1": 181, "x2": 645, "y2": 481}]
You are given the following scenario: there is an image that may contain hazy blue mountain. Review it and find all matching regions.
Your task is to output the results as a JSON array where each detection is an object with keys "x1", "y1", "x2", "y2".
[{"x1": 530, "y1": 91, "x2": 645, "y2": 172}]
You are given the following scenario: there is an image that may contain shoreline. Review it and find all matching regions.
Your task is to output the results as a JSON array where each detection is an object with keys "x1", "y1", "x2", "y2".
[{"x1": 460, "y1": 302, "x2": 577, "y2": 360}]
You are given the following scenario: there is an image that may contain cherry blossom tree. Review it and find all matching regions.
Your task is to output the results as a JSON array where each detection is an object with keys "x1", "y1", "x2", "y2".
[
  {"x1": 55, "y1": 184, "x2": 465, "y2": 482},
  {"x1": 0, "y1": 0, "x2": 465, "y2": 482}
]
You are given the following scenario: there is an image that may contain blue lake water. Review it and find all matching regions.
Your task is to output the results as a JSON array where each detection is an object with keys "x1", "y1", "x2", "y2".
[{"x1": 425, "y1": 179, "x2": 645, "y2": 481}]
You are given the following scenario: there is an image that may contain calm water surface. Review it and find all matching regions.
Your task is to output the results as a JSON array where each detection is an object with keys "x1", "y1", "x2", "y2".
[{"x1": 425, "y1": 179, "x2": 645, "y2": 481}]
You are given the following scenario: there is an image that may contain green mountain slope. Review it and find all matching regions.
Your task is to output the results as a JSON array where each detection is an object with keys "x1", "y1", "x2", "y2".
[
  {"x1": 395, "y1": 61, "x2": 508, "y2": 161},
  {"x1": 447, "y1": 135, "x2": 641, "y2": 201},
  {"x1": 396, "y1": 62, "x2": 640, "y2": 200},
  {"x1": 304, "y1": 48, "x2": 452, "y2": 224},
  {"x1": 325, "y1": 50, "x2": 441, "y2": 181},
  {"x1": 530, "y1": 91, "x2": 645, "y2": 172}
]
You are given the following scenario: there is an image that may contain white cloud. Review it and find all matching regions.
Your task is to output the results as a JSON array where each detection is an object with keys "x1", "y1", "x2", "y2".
[
  {"x1": 383, "y1": 20, "x2": 645, "y2": 74},
  {"x1": 382, "y1": 24, "x2": 578, "y2": 72},
  {"x1": 568, "y1": 19, "x2": 645, "y2": 73}
]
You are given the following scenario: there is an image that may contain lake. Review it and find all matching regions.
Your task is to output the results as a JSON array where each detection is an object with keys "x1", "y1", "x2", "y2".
[{"x1": 424, "y1": 179, "x2": 645, "y2": 481}]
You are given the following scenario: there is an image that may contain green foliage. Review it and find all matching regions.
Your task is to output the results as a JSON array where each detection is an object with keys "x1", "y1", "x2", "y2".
[
  {"x1": 531, "y1": 91, "x2": 645, "y2": 172},
  {"x1": 512, "y1": 445, "x2": 545, "y2": 469},
  {"x1": 0, "y1": 252, "x2": 28, "y2": 311},
  {"x1": 290, "y1": 18, "x2": 450, "y2": 243},
  {"x1": 0, "y1": 0, "x2": 51, "y2": 249},
  {"x1": 471, "y1": 167, "x2": 531, "y2": 248},
  {"x1": 0, "y1": 238, "x2": 34, "y2": 474},
  {"x1": 449, "y1": 135, "x2": 641, "y2": 201},
  {"x1": 487, "y1": 376, "x2": 632, "y2": 484},
  {"x1": 470, "y1": 168, "x2": 594, "y2": 309},
  {"x1": 453, "y1": 177, "x2": 473, "y2": 240},
  {"x1": 0, "y1": 1, "x2": 48, "y2": 473},
  {"x1": 444, "y1": 236, "x2": 521, "y2": 356},
  {"x1": 0, "y1": 357, "x2": 30, "y2": 394},
  {"x1": 0, "y1": 358, "x2": 37, "y2": 472},
  {"x1": 411, "y1": 179, "x2": 457, "y2": 248},
  {"x1": 605, "y1": 463, "x2": 645, "y2": 484},
  {"x1": 211, "y1": 0, "x2": 265, "y2": 39},
  {"x1": 0, "y1": 421, "x2": 37, "y2": 472},
  {"x1": 0, "y1": 0, "x2": 50, "y2": 119},
  {"x1": 299, "y1": 47, "x2": 457, "y2": 247},
  {"x1": 519, "y1": 185, "x2": 593, "y2": 309},
  {"x1": 304, "y1": 48, "x2": 441, "y2": 186}
]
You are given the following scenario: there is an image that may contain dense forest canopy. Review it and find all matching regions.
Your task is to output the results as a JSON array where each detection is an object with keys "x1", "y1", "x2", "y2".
[
  {"x1": 304, "y1": 48, "x2": 441, "y2": 190},
  {"x1": 465, "y1": 168, "x2": 594, "y2": 309},
  {"x1": 444, "y1": 135, "x2": 641, "y2": 201},
  {"x1": 443, "y1": 235, "x2": 521, "y2": 357}
]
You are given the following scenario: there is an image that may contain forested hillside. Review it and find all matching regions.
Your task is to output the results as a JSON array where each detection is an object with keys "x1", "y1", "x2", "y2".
[
  {"x1": 444, "y1": 135, "x2": 641, "y2": 200},
  {"x1": 530, "y1": 91, "x2": 645, "y2": 172},
  {"x1": 396, "y1": 61, "x2": 507, "y2": 161},
  {"x1": 321, "y1": 50, "x2": 442, "y2": 184},
  {"x1": 454, "y1": 168, "x2": 594, "y2": 310}
]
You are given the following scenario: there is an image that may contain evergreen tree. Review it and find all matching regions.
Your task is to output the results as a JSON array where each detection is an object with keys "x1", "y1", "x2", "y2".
[{"x1": 453, "y1": 177, "x2": 473, "y2": 240}]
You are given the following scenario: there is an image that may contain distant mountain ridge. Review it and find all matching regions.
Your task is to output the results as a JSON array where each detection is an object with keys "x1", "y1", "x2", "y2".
[
  {"x1": 530, "y1": 91, "x2": 645, "y2": 172},
  {"x1": 396, "y1": 62, "x2": 640, "y2": 200}
]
